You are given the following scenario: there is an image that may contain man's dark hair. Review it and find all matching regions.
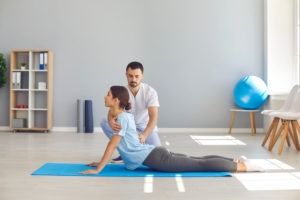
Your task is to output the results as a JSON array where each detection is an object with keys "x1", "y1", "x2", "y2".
[{"x1": 126, "y1": 61, "x2": 144, "y2": 73}]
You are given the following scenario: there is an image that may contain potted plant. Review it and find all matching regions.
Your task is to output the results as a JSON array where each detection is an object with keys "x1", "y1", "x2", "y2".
[
  {"x1": 20, "y1": 62, "x2": 26, "y2": 70},
  {"x1": 0, "y1": 53, "x2": 7, "y2": 88}
]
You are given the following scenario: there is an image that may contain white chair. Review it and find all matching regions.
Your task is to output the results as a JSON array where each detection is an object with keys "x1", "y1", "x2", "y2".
[
  {"x1": 268, "y1": 87, "x2": 300, "y2": 154},
  {"x1": 261, "y1": 85, "x2": 299, "y2": 149}
]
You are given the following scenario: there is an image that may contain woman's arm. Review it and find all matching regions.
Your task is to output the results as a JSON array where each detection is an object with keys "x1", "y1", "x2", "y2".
[{"x1": 79, "y1": 134, "x2": 122, "y2": 174}]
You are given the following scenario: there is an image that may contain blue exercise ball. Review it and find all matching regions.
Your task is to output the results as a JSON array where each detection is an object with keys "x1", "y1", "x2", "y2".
[{"x1": 233, "y1": 76, "x2": 268, "y2": 110}]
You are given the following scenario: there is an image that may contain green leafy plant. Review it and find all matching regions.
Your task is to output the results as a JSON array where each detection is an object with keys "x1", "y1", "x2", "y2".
[{"x1": 0, "y1": 53, "x2": 8, "y2": 88}]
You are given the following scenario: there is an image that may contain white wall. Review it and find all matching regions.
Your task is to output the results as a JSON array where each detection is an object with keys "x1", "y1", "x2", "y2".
[{"x1": 0, "y1": 0, "x2": 264, "y2": 128}]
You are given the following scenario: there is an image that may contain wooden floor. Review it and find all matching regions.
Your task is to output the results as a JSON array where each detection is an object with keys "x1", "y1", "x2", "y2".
[{"x1": 1, "y1": 130, "x2": 300, "y2": 200}]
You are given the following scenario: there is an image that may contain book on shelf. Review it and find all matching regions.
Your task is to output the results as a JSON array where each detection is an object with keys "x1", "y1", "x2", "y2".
[
  {"x1": 12, "y1": 72, "x2": 21, "y2": 89},
  {"x1": 44, "y1": 52, "x2": 48, "y2": 70},
  {"x1": 16, "y1": 72, "x2": 21, "y2": 89},
  {"x1": 12, "y1": 72, "x2": 16, "y2": 89},
  {"x1": 12, "y1": 118, "x2": 27, "y2": 128},
  {"x1": 39, "y1": 53, "x2": 44, "y2": 70},
  {"x1": 39, "y1": 52, "x2": 48, "y2": 70}
]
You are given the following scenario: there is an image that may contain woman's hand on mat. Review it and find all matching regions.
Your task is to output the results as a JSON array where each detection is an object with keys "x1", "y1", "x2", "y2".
[
  {"x1": 79, "y1": 169, "x2": 99, "y2": 174},
  {"x1": 86, "y1": 162, "x2": 99, "y2": 167}
]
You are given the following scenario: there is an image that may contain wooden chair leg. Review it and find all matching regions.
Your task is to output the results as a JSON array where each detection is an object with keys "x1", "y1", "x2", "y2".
[
  {"x1": 229, "y1": 111, "x2": 236, "y2": 134},
  {"x1": 286, "y1": 131, "x2": 291, "y2": 147},
  {"x1": 291, "y1": 121, "x2": 300, "y2": 150},
  {"x1": 278, "y1": 121, "x2": 290, "y2": 155},
  {"x1": 294, "y1": 121, "x2": 300, "y2": 132},
  {"x1": 269, "y1": 118, "x2": 280, "y2": 145},
  {"x1": 286, "y1": 121, "x2": 297, "y2": 148},
  {"x1": 262, "y1": 117, "x2": 278, "y2": 147},
  {"x1": 287, "y1": 122, "x2": 295, "y2": 148},
  {"x1": 294, "y1": 121, "x2": 300, "y2": 137},
  {"x1": 269, "y1": 121, "x2": 286, "y2": 151}
]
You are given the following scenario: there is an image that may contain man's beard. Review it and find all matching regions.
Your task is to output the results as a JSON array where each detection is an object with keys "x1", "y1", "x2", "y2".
[{"x1": 129, "y1": 82, "x2": 138, "y2": 88}]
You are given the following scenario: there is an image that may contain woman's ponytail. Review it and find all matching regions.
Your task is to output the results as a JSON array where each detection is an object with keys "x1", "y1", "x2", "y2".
[{"x1": 125, "y1": 102, "x2": 132, "y2": 110}]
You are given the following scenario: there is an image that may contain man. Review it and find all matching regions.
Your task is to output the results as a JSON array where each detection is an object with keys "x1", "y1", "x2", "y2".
[{"x1": 101, "y1": 61, "x2": 161, "y2": 163}]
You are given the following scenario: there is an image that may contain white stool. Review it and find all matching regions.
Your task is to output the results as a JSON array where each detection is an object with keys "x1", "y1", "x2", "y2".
[{"x1": 228, "y1": 109, "x2": 260, "y2": 135}]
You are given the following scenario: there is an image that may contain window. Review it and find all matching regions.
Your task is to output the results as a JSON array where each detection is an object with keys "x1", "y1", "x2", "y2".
[
  {"x1": 265, "y1": 0, "x2": 297, "y2": 95},
  {"x1": 297, "y1": 0, "x2": 300, "y2": 83}
]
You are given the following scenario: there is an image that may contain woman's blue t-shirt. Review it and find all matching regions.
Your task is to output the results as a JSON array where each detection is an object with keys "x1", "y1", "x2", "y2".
[{"x1": 114, "y1": 112, "x2": 155, "y2": 170}]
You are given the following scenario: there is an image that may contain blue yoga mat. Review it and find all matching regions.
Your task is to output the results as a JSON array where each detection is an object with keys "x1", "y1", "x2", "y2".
[{"x1": 31, "y1": 163, "x2": 232, "y2": 177}]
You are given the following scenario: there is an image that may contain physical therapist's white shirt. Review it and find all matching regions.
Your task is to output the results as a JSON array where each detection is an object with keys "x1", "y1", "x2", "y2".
[{"x1": 126, "y1": 83, "x2": 159, "y2": 130}]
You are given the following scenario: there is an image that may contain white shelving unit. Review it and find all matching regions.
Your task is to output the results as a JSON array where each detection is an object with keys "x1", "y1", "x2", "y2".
[{"x1": 10, "y1": 50, "x2": 53, "y2": 132}]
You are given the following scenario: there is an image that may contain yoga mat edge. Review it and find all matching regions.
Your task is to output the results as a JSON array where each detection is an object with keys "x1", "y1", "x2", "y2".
[{"x1": 32, "y1": 163, "x2": 232, "y2": 177}]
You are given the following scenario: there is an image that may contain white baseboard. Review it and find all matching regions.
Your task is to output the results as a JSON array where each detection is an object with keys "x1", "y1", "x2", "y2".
[
  {"x1": 51, "y1": 127, "x2": 103, "y2": 133},
  {"x1": 0, "y1": 126, "x2": 10, "y2": 131},
  {"x1": 51, "y1": 127, "x2": 264, "y2": 134},
  {"x1": 158, "y1": 128, "x2": 264, "y2": 134},
  {"x1": 0, "y1": 126, "x2": 264, "y2": 134}
]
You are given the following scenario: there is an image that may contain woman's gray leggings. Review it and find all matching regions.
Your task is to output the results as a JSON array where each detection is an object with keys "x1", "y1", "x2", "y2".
[{"x1": 143, "y1": 146, "x2": 237, "y2": 172}]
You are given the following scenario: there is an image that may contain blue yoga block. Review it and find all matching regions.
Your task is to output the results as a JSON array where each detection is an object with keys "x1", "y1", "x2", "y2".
[{"x1": 84, "y1": 100, "x2": 94, "y2": 133}]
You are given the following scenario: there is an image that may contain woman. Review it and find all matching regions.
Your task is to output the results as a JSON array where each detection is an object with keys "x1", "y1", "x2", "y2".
[{"x1": 80, "y1": 86, "x2": 263, "y2": 174}]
